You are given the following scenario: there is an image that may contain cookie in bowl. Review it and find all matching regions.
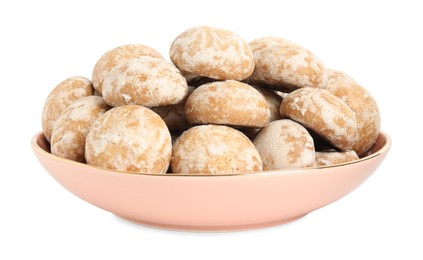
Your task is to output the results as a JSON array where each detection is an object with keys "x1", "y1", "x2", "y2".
[
  {"x1": 85, "y1": 105, "x2": 172, "y2": 173},
  {"x1": 42, "y1": 76, "x2": 94, "y2": 142},
  {"x1": 170, "y1": 26, "x2": 254, "y2": 81},
  {"x1": 92, "y1": 44, "x2": 164, "y2": 95},
  {"x1": 51, "y1": 96, "x2": 110, "y2": 163},
  {"x1": 185, "y1": 80, "x2": 270, "y2": 128},
  {"x1": 171, "y1": 125, "x2": 263, "y2": 174}
]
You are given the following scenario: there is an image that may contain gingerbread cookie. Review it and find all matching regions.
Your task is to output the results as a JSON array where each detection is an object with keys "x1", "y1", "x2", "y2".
[
  {"x1": 102, "y1": 56, "x2": 188, "y2": 107},
  {"x1": 170, "y1": 26, "x2": 254, "y2": 80},
  {"x1": 254, "y1": 119, "x2": 315, "y2": 170},
  {"x1": 92, "y1": 44, "x2": 163, "y2": 94},
  {"x1": 323, "y1": 69, "x2": 381, "y2": 155},
  {"x1": 51, "y1": 96, "x2": 109, "y2": 162},
  {"x1": 171, "y1": 125, "x2": 263, "y2": 174},
  {"x1": 280, "y1": 87, "x2": 358, "y2": 151},
  {"x1": 42, "y1": 76, "x2": 94, "y2": 142},
  {"x1": 249, "y1": 37, "x2": 328, "y2": 89},
  {"x1": 185, "y1": 80, "x2": 269, "y2": 127},
  {"x1": 85, "y1": 105, "x2": 172, "y2": 173}
]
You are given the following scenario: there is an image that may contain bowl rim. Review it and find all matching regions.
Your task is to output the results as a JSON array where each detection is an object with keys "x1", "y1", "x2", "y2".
[{"x1": 32, "y1": 131, "x2": 391, "y2": 177}]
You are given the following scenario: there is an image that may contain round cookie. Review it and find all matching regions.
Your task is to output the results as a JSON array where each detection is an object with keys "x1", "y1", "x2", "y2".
[
  {"x1": 102, "y1": 56, "x2": 188, "y2": 107},
  {"x1": 322, "y1": 69, "x2": 381, "y2": 155},
  {"x1": 92, "y1": 44, "x2": 163, "y2": 94},
  {"x1": 315, "y1": 150, "x2": 359, "y2": 167},
  {"x1": 169, "y1": 26, "x2": 254, "y2": 81},
  {"x1": 171, "y1": 125, "x2": 263, "y2": 174},
  {"x1": 151, "y1": 86, "x2": 195, "y2": 131},
  {"x1": 249, "y1": 37, "x2": 328, "y2": 90},
  {"x1": 51, "y1": 96, "x2": 110, "y2": 163},
  {"x1": 42, "y1": 76, "x2": 94, "y2": 142},
  {"x1": 280, "y1": 87, "x2": 358, "y2": 151},
  {"x1": 253, "y1": 119, "x2": 315, "y2": 170},
  {"x1": 185, "y1": 80, "x2": 270, "y2": 127},
  {"x1": 85, "y1": 105, "x2": 172, "y2": 173}
]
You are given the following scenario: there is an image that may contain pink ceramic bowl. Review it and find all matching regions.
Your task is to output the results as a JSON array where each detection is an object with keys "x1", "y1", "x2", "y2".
[{"x1": 32, "y1": 131, "x2": 391, "y2": 231}]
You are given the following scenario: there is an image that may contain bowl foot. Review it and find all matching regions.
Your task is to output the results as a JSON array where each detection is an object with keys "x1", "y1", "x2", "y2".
[{"x1": 116, "y1": 214, "x2": 307, "y2": 232}]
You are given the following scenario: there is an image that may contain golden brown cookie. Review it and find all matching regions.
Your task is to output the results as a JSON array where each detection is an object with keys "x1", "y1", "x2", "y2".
[
  {"x1": 102, "y1": 56, "x2": 188, "y2": 107},
  {"x1": 85, "y1": 105, "x2": 172, "y2": 173},
  {"x1": 315, "y1": 150, "x2": 359, "y2": 166},
  {"x1": 253, "y1": 119, "x2": 315, "y2": 170},
  {"x1": 170, "y1": 26, "x2": 254, "y2": 81},
  {"x1": 151, "y1": 86, "x2": 195, "y2": 131},
  {"x1": 322, "y1": 69, "x2": 381, "y2": 155},
  {"x1": 92, "y1": 44, "x2": 163, "y2": 94},
  {"x1": 51, "y1": 96, "x2": 110, "y2": 162},
  {"x1": 249, "y1": 37, "x2": 328, "y2": 90},
  {"x1": 171, "y1": 125, "x2": 263, "y2": 174},
  {"x1": 42, "y1": 76, "x2": 94, "y2": 142},
  {"x1": 280, "y1": 87, "x2": 358, "y2": 151},
  {"x1": 185, "y1": 80, "x2": 270, "y2": 127}
]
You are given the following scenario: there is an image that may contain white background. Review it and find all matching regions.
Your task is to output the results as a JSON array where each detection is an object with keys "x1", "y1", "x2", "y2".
[{"x1": 1, "y1": 0, "x2": 422, "y2": 259}]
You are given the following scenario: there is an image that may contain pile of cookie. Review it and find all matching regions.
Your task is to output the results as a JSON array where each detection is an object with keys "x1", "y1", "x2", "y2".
[{"x1": 41, "y1": 26, "x2": 381, "y2": 174}]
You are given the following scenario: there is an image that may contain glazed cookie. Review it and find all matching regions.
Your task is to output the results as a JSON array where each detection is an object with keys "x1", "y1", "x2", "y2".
[
  {"x1": 280, "y1": 87, "x2": 358, "y2": 151},
  {"x1": 249, "y1": 37, "x2": 328, "y2": 89},
  {"x1": 253, "y1": 119, "x2": 315, "y2": 170},
  {"x1": 92, "y1": 44, "x2": 163, "y2": 94},
  {"x1": 322, "y1": 69, "x2": 381, "y2": 155},
  {"x1": 102, "y1": 56, "x2": 188, "y2": 107},
  {"x1": 170, "y1": 26, "x2": 254, "y2": 81},
  {"x1": 315, "y1": 150, "x2": 359, "y2": 167},
  {"x1": 42, "y1": 76, "x2": 94, "y2": 142},
  {"x1": 51, "y1": 96, "x2": 109, "y2": 162},
  {"x1": 171, "y1": 125, "x2": 263, "y2": 174},
  {"x1": 85, "y1": 105, "x2": 172, "y2": 173},
  {"x1": 152, "y1": 86, "x2": 195, "y2": 131},
  {"x1": 185, "y1": 80, "x2": 270, "y2": 127}
]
